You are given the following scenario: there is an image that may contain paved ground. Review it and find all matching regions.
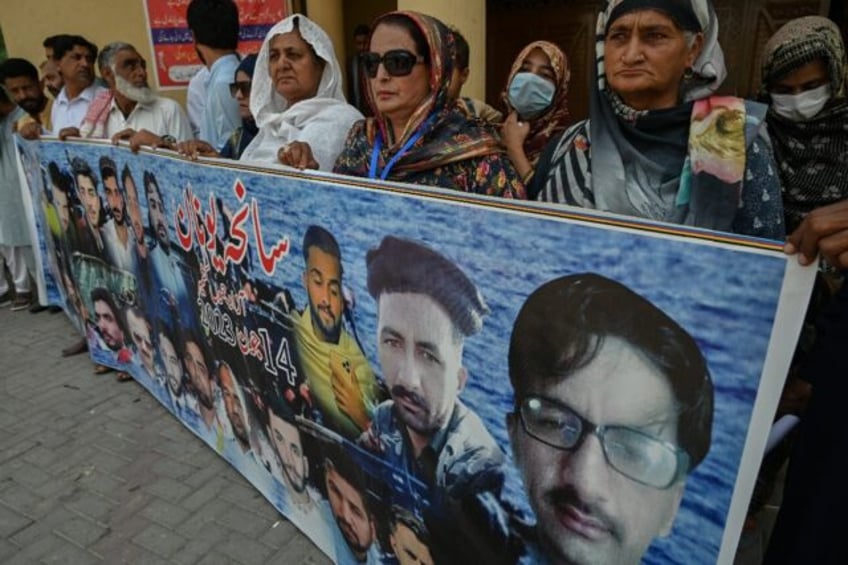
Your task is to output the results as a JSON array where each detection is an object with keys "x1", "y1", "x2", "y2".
[{"x1": 0, "y1": 305, "x2": 331, "y2": 564}]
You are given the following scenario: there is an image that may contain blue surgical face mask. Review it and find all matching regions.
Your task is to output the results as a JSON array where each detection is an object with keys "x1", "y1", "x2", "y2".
[{"x1": 507, "y1": 72, "x2": 556, "y2": 120}]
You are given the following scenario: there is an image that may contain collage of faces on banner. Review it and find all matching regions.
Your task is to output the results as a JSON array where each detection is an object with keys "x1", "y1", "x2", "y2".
[{"x1": 22, "y1": 138, "x2": 805, "y2": 565}]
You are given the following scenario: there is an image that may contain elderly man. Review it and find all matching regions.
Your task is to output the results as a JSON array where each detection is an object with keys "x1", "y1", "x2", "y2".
[
  {"x1": 292, "y1": 225, "x2": 380, "y2": 439},
  {"x1": 358, "y1": 236, "x2": 505, "y2": 499},
  {"x1": 507, "y1": 273, "x2": 714, "y2": 565},
  {"x1": 50, "y1": 35, "x2": 105, "y2": 133},
  {"x1": 59, "y1": 42, "x2": 191, "y2": 146}
]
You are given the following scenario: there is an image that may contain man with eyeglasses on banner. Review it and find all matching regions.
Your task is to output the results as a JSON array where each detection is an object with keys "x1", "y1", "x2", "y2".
[{"x1": 507, "y1": 273, "x2": 714, "y2": 565}]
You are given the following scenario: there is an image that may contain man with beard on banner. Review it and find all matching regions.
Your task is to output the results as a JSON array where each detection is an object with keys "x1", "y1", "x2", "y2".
[
  {"x1": 90, "y1": 287, "x2": 132, "y2": 365},
  {"x1": 265, "y1": 396, "x2": 330, "y2": 549},
  {"x1": 292, "y1": 225, "x2": 380, "y2": 440},
  {"x1": 359, "y1": 236, "x2": 505, "y2": 497},
  {"x1": 98, "y1": 157, "x2": 133, "y2": 272},
  {"x1": 358, "y1": 236, "x2": 513, "y2": 563},
  {"x1": 321, "y1": 443, "x2": 381, "y2": 564},
  {"x1": 182, "y1": 329, "x2": 222, "y2": 446}
]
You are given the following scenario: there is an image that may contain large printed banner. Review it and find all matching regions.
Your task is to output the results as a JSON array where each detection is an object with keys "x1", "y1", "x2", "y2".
[
  {"x1": 143, "y1": 0, "x2": 287, "y2": 88},
  {"x1": 20, "y1": 139, "x2": 813, "y2": 565}
]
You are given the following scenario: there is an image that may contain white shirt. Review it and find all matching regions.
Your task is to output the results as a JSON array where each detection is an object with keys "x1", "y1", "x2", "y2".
[
  {"x1": 186, "y1": 66, "x2": 210, "y2": 139},
  {"x1": 202, "y1": 54, "x2": 241, "y2": 151},
  {"x1": 51, "y1": 84, "x2": 107, "y2": 132},
  {"x1": 106, "y1": 97, "x2": 193, "y2": 141}
]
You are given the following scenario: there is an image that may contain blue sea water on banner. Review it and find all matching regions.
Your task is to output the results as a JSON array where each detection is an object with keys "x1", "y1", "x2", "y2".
[{"x1": 33, "y1": 140, "x2": 786, "y2": 564}]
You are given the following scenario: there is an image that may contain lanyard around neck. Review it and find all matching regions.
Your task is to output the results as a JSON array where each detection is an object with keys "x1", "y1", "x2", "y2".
[{"x1": 368, "y1": 114, "x2": 436, "y2": 180}]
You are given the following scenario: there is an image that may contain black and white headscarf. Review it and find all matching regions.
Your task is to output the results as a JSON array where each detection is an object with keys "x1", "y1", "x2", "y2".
[{"x1": 760, "y1": 16, "x2": 848, "y2": 232}]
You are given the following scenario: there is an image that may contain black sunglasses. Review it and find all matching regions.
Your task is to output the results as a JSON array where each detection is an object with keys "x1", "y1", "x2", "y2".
[
  {"x1": 228, "y1": 81, "x2": 251, "y2": 98},
  {"x1": 362, "y1": 50, "x2": 424, "y2": 78}
]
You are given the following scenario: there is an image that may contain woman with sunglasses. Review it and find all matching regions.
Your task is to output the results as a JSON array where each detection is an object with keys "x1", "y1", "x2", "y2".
[
  {"x1": 332, "y1": 11, "x2": 525, "y2": 198},
  {"x1": 176, "y1": 54, "x2": 261, "y2": 160},
  {"x1": 220, "y1": 54, "x2": 259, "y2": 159},
  {"x1": 234, "y1": 14, "x2": 362, "y2": 170},
  {"x1": 500, "y1": 41, "x2": 572, "y2": 197}
]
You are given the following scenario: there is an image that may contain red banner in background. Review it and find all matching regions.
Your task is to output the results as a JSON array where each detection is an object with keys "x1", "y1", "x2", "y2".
[{"x1": 144, "y1": 0, "x2": 287, "y2": 89}]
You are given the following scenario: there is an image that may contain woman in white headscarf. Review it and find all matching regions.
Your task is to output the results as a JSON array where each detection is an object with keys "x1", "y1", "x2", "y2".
[
  {"x1": 531, "y1": 0, "x2": 784, "y2": 240},
  {"x1": 239, "y1": 14, "x2": 363, "y2": 170}
]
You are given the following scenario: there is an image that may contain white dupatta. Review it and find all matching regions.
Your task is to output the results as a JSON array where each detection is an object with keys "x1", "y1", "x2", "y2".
[{"x1": 240, "y1": 14, "x2": 363, "y2": 170}]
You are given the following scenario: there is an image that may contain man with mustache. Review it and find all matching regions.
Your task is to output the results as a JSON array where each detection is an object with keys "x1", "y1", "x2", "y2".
[
  {"x1": 358, "y1": 236, "x2": 505, "y2": 499},
  {"x1": 322, "y1": 445, "x2": 380, "y2": 564},
  {"x1": 292, "y1": 225, "x2": 379, "y2": 439},
  {"x1": 0, "y1": 58, "x2": 51, "y2": 136},
  {"x1": 507, "y1": 273, "x2": 714, "y2": 565},
  {"x1": 50, "y1": 35, "x2": 105, "y2": 133}
]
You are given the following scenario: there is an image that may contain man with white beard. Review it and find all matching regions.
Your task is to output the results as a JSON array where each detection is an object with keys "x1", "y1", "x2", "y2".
[{"x1": 59, "y1": 42, "x2": 191, "y2": 144}]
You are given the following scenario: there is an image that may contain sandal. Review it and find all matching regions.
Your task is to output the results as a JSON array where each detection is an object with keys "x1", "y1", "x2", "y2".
[
  {"x1": 116, "y1": 372, "x2": 133, "y2": 382},
  {"x1": 94, "y1": 364, "x2": 114, "y2": 375}
]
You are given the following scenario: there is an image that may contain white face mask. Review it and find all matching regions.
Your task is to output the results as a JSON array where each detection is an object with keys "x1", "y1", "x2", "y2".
[{"x1": 770, "y1": 84, "x2": 831, "y2": 121}]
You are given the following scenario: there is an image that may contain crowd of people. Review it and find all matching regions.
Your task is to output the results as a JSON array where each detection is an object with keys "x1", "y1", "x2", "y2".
[{"x1": 1, "y1": 0, "x2": 847, "y2": 562}]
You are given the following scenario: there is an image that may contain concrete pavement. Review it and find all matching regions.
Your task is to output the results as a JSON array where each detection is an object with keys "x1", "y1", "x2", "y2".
[{"x1": 0, "y1": 305, "x2": 331, "y2": 564}]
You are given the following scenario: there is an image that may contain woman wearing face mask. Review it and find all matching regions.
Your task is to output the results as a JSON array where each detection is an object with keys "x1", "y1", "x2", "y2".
[
  {"x1": 759, "y1": 18, "x2": 848, "y2": 564},
  {"x1": 531, "y1": 0, "x2": 784, "y2": 239},
  {"x1": 500, "y1": 41, "x2": 571, "y2": 196},
  {"x1": 760, "y1": 15, "x2": 848, "y2": 233},
  {"x1": 333, "y1": 11, "x2": 525, "y2": 198}
]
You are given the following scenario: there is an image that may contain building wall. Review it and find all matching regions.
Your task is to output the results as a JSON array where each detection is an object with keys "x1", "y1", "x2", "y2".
[{"x1": 398, "y1": 0, "x2": 487, "y2": 100}]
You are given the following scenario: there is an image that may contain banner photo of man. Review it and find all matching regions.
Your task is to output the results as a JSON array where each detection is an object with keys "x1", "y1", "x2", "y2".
[{"x1": 20, "y1": 138, "x2": 814, "y2": 565}]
